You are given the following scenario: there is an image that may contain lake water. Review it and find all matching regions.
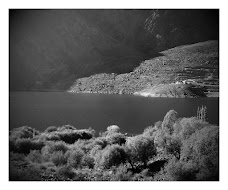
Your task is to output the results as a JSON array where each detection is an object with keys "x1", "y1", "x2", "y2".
[{"x1": 9, "y1": 92, "x2": 219, "y2": 135}]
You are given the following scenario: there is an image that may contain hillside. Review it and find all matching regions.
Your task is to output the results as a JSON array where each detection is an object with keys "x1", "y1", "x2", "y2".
[
  {"x1": 134, "y1": 83, "x2": 206, "y2": 98},
  {"x1": 10, "y1": 10, "x2": 218, "y2": 91},
  {"x1": 68, "y1": 41, "x2": 219, "y2": 97}
]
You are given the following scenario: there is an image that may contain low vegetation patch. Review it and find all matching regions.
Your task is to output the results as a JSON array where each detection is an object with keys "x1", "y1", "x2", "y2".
[{"x1": 9, "y1": 109, "x2": 219, "y2": 181}]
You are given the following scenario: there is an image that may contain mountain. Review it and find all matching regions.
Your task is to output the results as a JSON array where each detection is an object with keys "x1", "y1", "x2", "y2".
[
  {"x1": 68, "y1": 40, "x2": 219, "y2": 97},
  {"x1": 10, "y1": 10, "x2": 219, "y2": 91}
]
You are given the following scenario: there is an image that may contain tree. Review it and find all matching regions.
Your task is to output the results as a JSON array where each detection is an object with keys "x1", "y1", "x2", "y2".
[
  {"x1": 126, "y1": 135, "x2": 156, "y2": 168},
  {"x1": 97, "y1": 144, "x2": 127, "y2": 169}
]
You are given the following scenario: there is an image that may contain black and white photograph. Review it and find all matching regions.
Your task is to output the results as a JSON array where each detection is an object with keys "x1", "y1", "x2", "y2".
[{"x1": 8, "y1": 8, "x2": 220, "y2": 182}]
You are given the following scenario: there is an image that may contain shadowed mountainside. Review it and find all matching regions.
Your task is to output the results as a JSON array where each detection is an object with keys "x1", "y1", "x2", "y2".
[{"x1": 10, "y1": 10, "x2": 219, "y2": 91}]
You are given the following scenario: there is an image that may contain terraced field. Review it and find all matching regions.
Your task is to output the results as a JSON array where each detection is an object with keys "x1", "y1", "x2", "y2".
[{"x1": 69, "y1": 40, "x2": 219, "y2": 97}]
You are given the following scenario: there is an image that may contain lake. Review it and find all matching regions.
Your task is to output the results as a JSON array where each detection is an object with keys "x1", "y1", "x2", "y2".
[{"x1": 9, "y1": 92, "x2": 219, "y2": 135}]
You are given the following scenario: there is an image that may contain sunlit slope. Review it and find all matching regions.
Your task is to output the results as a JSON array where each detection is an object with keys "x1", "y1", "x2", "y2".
[{"x1": 69, "y1": 41, "x2": 218, "y2": 97}]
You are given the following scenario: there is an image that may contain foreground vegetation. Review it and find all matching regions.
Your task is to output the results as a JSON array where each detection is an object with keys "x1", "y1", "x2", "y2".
[{"x1": 9, "y1": 110, "x2": 219, "y2": 181}]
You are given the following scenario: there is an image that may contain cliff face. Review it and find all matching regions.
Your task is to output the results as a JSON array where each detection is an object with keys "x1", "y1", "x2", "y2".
[
  {"x1": 144, "y1": 10, "x2": 219, "y2": 51},
  {"x1": 10, "y1": 10, "x2": 218, "y2": 91}
]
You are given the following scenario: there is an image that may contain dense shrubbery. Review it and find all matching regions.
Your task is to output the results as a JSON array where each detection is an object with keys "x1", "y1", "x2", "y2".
[
  {"x1": 9, "y1": 110, "x2": 219, "y2": 181},
  {"x1": 44, "y1": 126, "x2": 58, "y2": 133},
  {"x1": 126, "y1": 135, "x2": 156, "y2": 168},
  {"x1": 10, "y1": 126, "x2": 39, "y2": 140},
  {"x1": 57, "y1": 129, "x2": 93, "y2": 144},
  {"x1": 10, "y1": 138, "x2": 45, "y2": 154},
  {"x1": 96, "y1": 144, "x2": 127, "y2": 169}
]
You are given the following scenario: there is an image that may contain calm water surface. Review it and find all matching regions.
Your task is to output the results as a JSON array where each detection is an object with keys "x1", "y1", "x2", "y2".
[{"x1": 10, "y1": 92, "x2": 219, "y2": 134}]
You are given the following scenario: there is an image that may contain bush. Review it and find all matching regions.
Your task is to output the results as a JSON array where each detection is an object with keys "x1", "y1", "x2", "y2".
[
  {"x1": 9, "y1": 139, "x2": 18, "y2": 152},
  {"x1": 165, "y1": 136, "x2": 182, "y2": 159},
  {"x1": 93, "y1": 137, "x2": 108, "y2": 149},
  {"x1": 177, "y1": 117, "x2": 209, "y2": 140},
  {"x1": 126, "y1": 135, "x2": 156, "y2": 168},
  {"x1": 10, "y1": 126, "x2": 39, "y2": 140},
  {"x1": 41, "y1": 141, "x2": 69, "y2": 160},
  {"x1": 97, "y1": 144, "x2": 127, "y2": 169},
  {"x1": 101, "y1": 125, "x2": 121, "y2": 137},
  {"x1": 163, "y1": 158, "x2": 199, "y2": 181},
  {"x1": 180, "y1": 125, "x2": 219, "y2": 180},
  {"x1": 57, "y1": 125, "x2": 76, "y2": 132},
  {"x1": 143, "y1": 125, "x2": 157, "y2": 136},
  {"x1": 57, "y1": 129, "x2": 93, "y2": 144},
  {"x1": 106, "y1": 132, "x2": 126, "y2": 145},
  {"x1": 51, "y1": 151, "x2": 68, "y2": 166},
  {"x1": 44, "y1": 126, "x2": 58, "y2": 133},
  {"x1": 107, "y1": 125, "x2": 120, "y2": 133},
  {"x1": 90, "y1": 145, "x2": 103, "y2": 158},
  {"x1": 81, "y1": 154, "x2": 95, "y2": 169},
  {"x1": 110, "y1": 164, "x2": 133, "y2": 181},
  {"x1": 26, "y1": 150, "x2": 43, "y2": 163},
  {"x1": 9, "y1": 165, "x2": 42, "y2": 181},
  {"x1": 40, "y1": 133, "x2": 61, "y2": 141},
  {"x1": 162, "y1": 110, "x2": 178, "y2": 135},
  {"x1": 56, "y1": 165, "x2": 75, "y2": 180},
  {"x1": 66, "y1": 148, "x2": 85, "y2": 168},
  {"x1": 13, "y1": 138, "x2": 45, "y2": 154}
]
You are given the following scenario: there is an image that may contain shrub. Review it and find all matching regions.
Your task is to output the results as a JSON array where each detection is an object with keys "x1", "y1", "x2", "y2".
[
  {"x1": 9, "y1": 152, "x2": 27, "y2": 169},
  {"x1": 44, "y1": 126, "x2": 58, "y2": 133},
  {"x1": 107, "y1": 125, "x2": 120, "y2": 133},
  {"x1": 57, "y1": 125, "x2": 76, "y2": 132},
  {"x1": 152, "y1": 129, "x2": 166, "y2": 152},
  {"x1": 26, "y1": 150, "x2": 43, "y2": 163},
  {"x1": 9, "y1": 165, "x2": 42, "y2": 181},
  {"x1": 177, "y1": 117, "x2": 209, "y2": 140},
  {"x1": 162, "y1": 110, "x2": 178, "y2": 135},
  {"x1": 66, "y1": 148, "x2": 85, "y2": 168},
  {"x1": 101, "y1": 125, "x2": 121, "y2": 137},
  {"x1": 143, "y1": 125, "x2": 157, "y2": 136},
  {"x1": 93, "y1": 137, "x2": 108, "y2": 149},
  {"x1": 165, "y1": 136, "x2": 182, "y2": 159},
  {"x1": 57, "y1": 129, "x2": 93, "y2": 144},
  {"x1": 97, "y1": 144, "x2": 127, "y2": 169},
  {"x1": 180, "y1": 125, "x2": 219, "y2": 180},
  {"x1": 110, "y1": 164, "x2": 133, "y2": 181},
  {"x1": 69, "y1": 139, "x2": 96, "y2": 154},
  {"x1": 126, "y1": 135, "x2": 156, "y2": 168},
  {"x1": 14, "y1": 138, "x2": 45, "y2": 154},
  {"x1": 72, "y1": 169, "x2": 93, "y2": 181},
  {"x1": 90, "y1": 145, "x2": 103, "y2": 158},
  {"x1": 56, "y1": 165, "x2": 75, "y2": 180},
  {"x1": 81, "y1": 154, "x2": 95, "y2": 169},
  {"x1": 10, "y1": 126, "x2": 39, "y2": 140},
  {"x1": 162, "y1": 158, "x2": 199, "y2": 181},
  {"x1": 51, "y1": 151, "x2": 68, "y2": 166},
  {"x1": 9, "y1": 139, "x2": 17, "y2": 152},
  {"x1": 40, "y1": 133, "x2": 61, "y2": 141},
  {"x1": 106, "y1": 132, "x2": 126, "y2": 145},
  {"x1": 41, "y1": 141, "x2": 69, "y2": 160}
]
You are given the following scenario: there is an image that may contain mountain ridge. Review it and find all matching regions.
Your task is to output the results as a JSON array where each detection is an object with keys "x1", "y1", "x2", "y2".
[{"x1": 10, "y1": 10, "x2": 219, "y2": 91}]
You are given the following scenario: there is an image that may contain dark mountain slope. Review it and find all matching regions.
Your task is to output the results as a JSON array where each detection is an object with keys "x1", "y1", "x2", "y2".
[{"x1": 10, "y1": 10, "x2": 218, "y2": 91}]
